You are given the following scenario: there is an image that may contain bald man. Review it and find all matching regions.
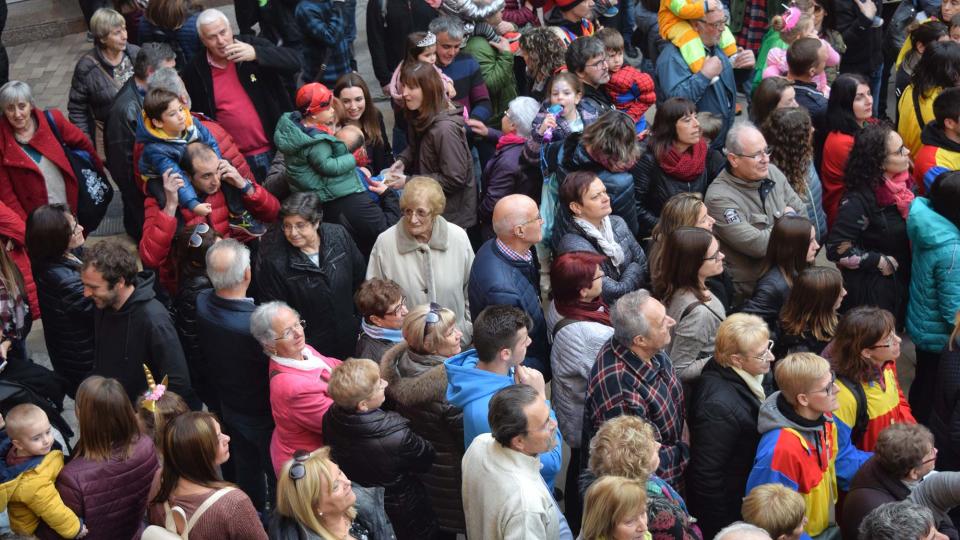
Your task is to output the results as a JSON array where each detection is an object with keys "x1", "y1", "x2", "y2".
[{"x1": 467, "y1": 195, "x2": 551, "y2": 378}]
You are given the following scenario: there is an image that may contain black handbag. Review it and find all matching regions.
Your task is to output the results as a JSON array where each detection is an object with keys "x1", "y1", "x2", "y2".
[{"x1": 44, "y1": 110, "x2": 114, "y2": 232}]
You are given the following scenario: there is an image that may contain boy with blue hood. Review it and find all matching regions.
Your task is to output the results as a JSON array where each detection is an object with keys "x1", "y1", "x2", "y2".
[{"x1": 445, "y1": 305, "x2": 563, "y2": 490}]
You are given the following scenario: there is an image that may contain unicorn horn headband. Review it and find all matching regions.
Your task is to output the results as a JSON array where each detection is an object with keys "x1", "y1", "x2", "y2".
[
  {"x1": 782, "y1": 6, "x2": 802, "y2": 31},
  {"x1": 141, "y1": 364, "x2": 169, "y2": 413},
  {"x1": 417, "y1": 32, "x2": 437, "y2": 48}
]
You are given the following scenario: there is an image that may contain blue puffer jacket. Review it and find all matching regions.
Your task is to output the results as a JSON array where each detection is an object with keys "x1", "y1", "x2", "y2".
[
  {"x1": 467, "y1": 239, "x2": 550, "y2": 377},
  {"x1": 907, "y1": 197, "x2": 960, "y2": 352}
]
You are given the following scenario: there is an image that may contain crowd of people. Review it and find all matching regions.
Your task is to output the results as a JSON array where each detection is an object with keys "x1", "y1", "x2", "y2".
[{"x1": 2, "y1": 0, "x2": 960, "y2": 536}]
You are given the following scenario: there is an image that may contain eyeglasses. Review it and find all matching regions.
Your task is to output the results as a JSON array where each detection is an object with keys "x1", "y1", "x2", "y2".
[
  {"x1": 887, "y1": 145, "x2": 909, "y2": 157},
  {"x1": 188, "y1": 222, "x2": 210, "y2": 248},
  {"x1": 592, "y1": 271, "x2": 605, "y2": 282},
  {"x1": 808, "y1": 372, "x2": 839, "y2": 396},
  {"x1": 698, "y1": 17, "x2": 728, "y2": 30},
  {"x1": 731, "y1": 147, "x2": 772, "y2": 160},
  {"x1": 388, "y1": 296, "x2": 407, "y2": 317},
  {"x1": 746, "y1": 340, "x2": 775, "y2": 361},
  {"x1": 282, "y1": 221, "x2": 315, "y2": 233},
  {"x1": 423, "y1": 302, "x2": 442, "y2": 334},
  {"x1": 869, "y1": 334, "x2": 898, "y2": 349},
  {"x1": 586, "y1": 57, "x2": 608, "y2": 70},
  {"x1": 517, "y1": 214, "x2": 543, "y2": 228},
  {"x1": 402, "y1": 208, "x2": 431, "y2": 220},
  {"x1": 275, "y1": 320, "x2": 306, "y2": 341},
  {"x1": 289, "y1": 449, "x2": 311, "y2": 480},
  {"x1": 703, "y1": 250, "x2": 723, "y2": 262}
]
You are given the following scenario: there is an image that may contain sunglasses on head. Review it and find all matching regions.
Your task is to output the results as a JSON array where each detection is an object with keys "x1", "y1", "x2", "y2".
[
  {"x1": 188, "y1": 222, "x2": 211, "y2": 248},
  {"x1": 423, "y1": 302, "x2": 442, "y2": 334},
  {"x1": 289, "y1": 449, "x2": 311, "y2": 481}
]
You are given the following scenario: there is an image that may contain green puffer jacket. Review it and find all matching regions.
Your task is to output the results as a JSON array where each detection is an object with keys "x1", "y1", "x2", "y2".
[
  {"x1": 907, "y1": 197, "x2": 960, "y2": 352},
  {"x1": 273, "y1": 111, "x2": 364, "y2": 202}
]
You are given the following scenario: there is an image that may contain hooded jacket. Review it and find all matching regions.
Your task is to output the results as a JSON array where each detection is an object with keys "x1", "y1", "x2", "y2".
[
  {"x1": 0, "y1": 437, "x2": 80, "y2": 538},
  {"x1": 746, "y1": 392, "x2": 870, "y2": 537},
  {"x1": 273, "y1": 111, "x2": 364, "y2": 203},
  {"x1": 444, "y1": 349, "x2": 563, "y2": 490},
  {"x1": 907, "y1": 197, "x2": 960, "y2": 353},
  {"x1": 914, "y1": 122, "x2": 960, "y2": 193},
  {"x1": 91, "y1": 271, "x2": 193, "y2": 403}
]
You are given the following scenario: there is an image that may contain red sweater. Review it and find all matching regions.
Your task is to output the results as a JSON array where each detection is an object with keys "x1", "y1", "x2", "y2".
[{"x1": 820, "y1": 130, "x2": 855, "y2": 227}]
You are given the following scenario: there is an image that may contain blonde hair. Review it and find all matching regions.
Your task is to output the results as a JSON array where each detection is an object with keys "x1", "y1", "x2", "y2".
[
  {"x1": 399, "y1": 176, "x2": 446, "y2": 216},
  {"x1": 5, "y1": 403, "x2": 47, "y2": 442},
  {"x1": 402, "y1": 304, "x2": 457, "y2": 355},
  {"x1": 90, "y1": 7, "x2": 126, "y2": 42},
  {"x1": 328, "y1": 358, "x2": 381, "y2": 410},
  {"x1": 581, "y1": 476, "x2": 648, "y2": 540},
  {"x1": 775, "y1": 352, "x2": 831, "y2": 404},
  {"x1": 742, "y1": 483, "x2": 806, "y2": 538},
  {"x1": 276, "y1": 447, "x2": 357, "y2": 539},
  {"x1": 714, "y1": 313, "x2": 770, "y2": 368},
  {"x1": 588, "y1": 416, "x2": 659, "y2": 480}
]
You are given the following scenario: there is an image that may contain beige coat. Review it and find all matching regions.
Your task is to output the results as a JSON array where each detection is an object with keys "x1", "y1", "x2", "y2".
[{"x1": 367, "y1": 216, "x2": 475, "y2": 344}]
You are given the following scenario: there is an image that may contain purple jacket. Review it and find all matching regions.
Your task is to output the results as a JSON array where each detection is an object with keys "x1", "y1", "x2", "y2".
[
  {"x1": 36, "y1": 435, "x2": 159, "y2": 540},
  {"x1": 479, "y1": 139, "x2": 540, "y2": 227}
]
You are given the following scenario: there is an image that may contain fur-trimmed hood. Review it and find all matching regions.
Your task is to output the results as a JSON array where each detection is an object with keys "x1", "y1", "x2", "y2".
[{"x1": 380, "y1": 343, "x2": 450, "y2": 405}]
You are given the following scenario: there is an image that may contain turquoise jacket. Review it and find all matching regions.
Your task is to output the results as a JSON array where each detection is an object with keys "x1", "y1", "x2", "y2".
[
  {"x1": 273, "y1": 111, "x2": 363, "y2": 202},
  {"x1": 907, "y1": 197, "x2": 960, "y2": 352}
]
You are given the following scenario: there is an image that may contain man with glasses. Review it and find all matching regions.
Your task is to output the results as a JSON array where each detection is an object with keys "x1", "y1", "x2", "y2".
[
  {"x1": 656, "y1": 7, "x2": 755, "y2": 150},
  {"x1": 705, "y1": 122, "x2": 806, "y2": 306},
  {"x1": 841, "y1": 423, "x2": 960, "y2": 540},
  {"x1": 566, "y1": 36, "x2": 614, "y2": 117},
  {"x1": 747, "y1": 352, "x2": 871, "y2": 539}
]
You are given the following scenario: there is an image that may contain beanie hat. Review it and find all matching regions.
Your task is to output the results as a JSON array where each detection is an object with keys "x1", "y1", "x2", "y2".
[
  {"x1": 555, "y1": 0, "x2": 587, "y2": 12},
  {"x1": 506, "y1": 96, "x2": 540, "y2": 138},
  {"x1": 296, "y1": 83, "x2": 334, "y2": 116}
]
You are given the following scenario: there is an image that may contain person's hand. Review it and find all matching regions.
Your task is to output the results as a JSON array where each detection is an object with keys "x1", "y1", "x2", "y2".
[
  {"x1": 381, "y1": 85, "x2": 391, "y2": 98},
  {"x1": 491, "y1": 36, "x2": 513, "y2": 54},
  {"x1": 217, "y1": 159, "x2": 246, "y2": 189},
  {"x1": 878, "y1": 256, "x2": 899, "y2": 276},
  {"x1": 701, "y1": 56, "x2": 723, "y2": 78},
  {"x1": 367, "y1": 177, "x2": 389, "y2": 195},
  {"x1": 77, "y1": 524, "x2": 89, "y2": 538},
  {"x1": 0, "y1": 340, "x2": 11, "y2": 361},
  {"x1": 855, "y1": 0, "x2": 877, "y2": 19},
  {"x1": 538, "y1": 114, "x2": 558, "y2": 135},
  {"x1": 359, "y1": 167, "x2": 372, "y2": 179},
  {"x1": 732, "y1": 48, "x2": 755, "y2": 69},
  {"x1": 445, "y1": 80, "x2": 457, "y2": 99},
  {"x1": 193, "y1": 203, "x2": 213, "y2": 217},
  {"x1": 496, "y1": 20, "x2": 516, "y2": 35},
  {"x1": 466, "y1": 118, "x2": 490, "y2": 138},
  {"x1": 514, "y1": 365, "x2": 546, "y2": 397},
  {"x1": 223, "y1": 41, "x2": 257, "y2": 63},
  {"x1": 161, "y1": 168, "x2": 183, "y2": 213}
]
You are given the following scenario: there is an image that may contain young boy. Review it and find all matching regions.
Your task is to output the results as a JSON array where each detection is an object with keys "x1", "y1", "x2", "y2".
[
  {"x1": 0, "y1": 404, "x2": 87, "y2": 538},
  {"x1": 658, "y1": 0, "x2": 737, "y2": 73},
  {"x1": 746, "y1": 353, "x2": 871, "y2": 538},
  {"x1": 322, "y1": 358, "x2": 436, "y2": 539},
  {"x1": 742, "y1": 483, "x2": 808, "y2": 540},
  {"x1": 597, "y1": 28, "x2": 656, "y2": 131}
]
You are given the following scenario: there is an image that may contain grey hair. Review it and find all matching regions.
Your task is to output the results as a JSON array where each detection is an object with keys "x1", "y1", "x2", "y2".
[
  {"x1": 566, "y1": 36, "x2": 605, "y2": 74},
  {"x1": 858, "y1": 501, "x2": 936, "y2": 540},
  {"x1": 147, "y1": 67, "x2": 190, "y2": 108},
  {"x1": 196, "y1": 8, "x2": 231, "y2": 33},
  {"x1": 505, "y1": 96, "x2": 540, "y2": 138},
  {"x1": 714, "y1": 522, "x2": 773, "y2": 540},
  {"x1": 724, "y1": 120, "x2": 759, "y2": 156},
  {"x1": 0, "y1": 81, "x2": 34, "y2": 110},
  {"x1": 428, "y1": 15, "x2": 466, "y2": 42},
  {"x1": 134, "y1": 42, "x2": 176, "y2": 80},
  {"x1": 250, "y1": 301, "x2": 300, "y2": 347},
  {"x1": 205, "y1": 238, "x2": 250, "y2": 291},
  {"x1": 89, "y1": 7, "x2": 125, "y2": 42},
  {"x1": 489, "y1": 384, "x2": 540, "y2": 447},
  {"x1": 611, "y1": 289, "x2": 653, "y2": 347}
]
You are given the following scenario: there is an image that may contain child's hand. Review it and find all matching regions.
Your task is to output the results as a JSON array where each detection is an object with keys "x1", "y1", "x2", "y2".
[
  {"x1": 491, "y1": 36, "x2": 512, "y2": 54},
  {"x1": 445, "y1": 81, "x2": 457, "y2": 99},
  {"x1": 193, "y1": 203, "x2": 213, "y2": 217},
  {"x1": 77, "y1": 524, "x2": 89, "y2": 538},
  {"x1": 538, "y1": 115, "x2": 558, "y2": 135}
]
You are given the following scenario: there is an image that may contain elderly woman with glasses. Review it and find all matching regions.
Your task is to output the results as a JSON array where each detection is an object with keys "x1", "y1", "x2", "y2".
[
  {"x1": 354, "y1": 278, "x2": 409, "y2": 364},
  {"x1": 251, "y1": 300, "x2": 343, "y2": 475},
  {"x1": 255, "y1": 192, "x2": 365, "y2": 359},
  {"x1": 270, "y1": 447, "x2": 396, "y2": 540},
  {"x1": 367, "y1": 176, "x2": 475, "y2": 344},
  {"x1": 687, "y1": 313, "x2": 775, "y2": 538}
]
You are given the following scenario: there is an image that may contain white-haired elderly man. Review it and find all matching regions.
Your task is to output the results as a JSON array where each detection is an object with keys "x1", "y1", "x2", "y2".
[
  {"x1": 705, "y1": 121, "x2": 806, "y2": 305},
  {"x1": 196, "y1": 238, "x2": 276, "y2": 514},
  {"x1": 181, "y1": 8, "x2": 300, "y2": 183}
]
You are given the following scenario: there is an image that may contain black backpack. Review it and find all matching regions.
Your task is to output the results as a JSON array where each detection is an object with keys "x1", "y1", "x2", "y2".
[{"x1": 837, "y1": 374, "x2": 869, "y2": 446}]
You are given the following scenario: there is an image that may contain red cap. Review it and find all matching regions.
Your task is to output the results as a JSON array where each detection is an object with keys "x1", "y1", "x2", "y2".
[{"x1": 296, "y1": 83, "x2": 333, "y2": 116}]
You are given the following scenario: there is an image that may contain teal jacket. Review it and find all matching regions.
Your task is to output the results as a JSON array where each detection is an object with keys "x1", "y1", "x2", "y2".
[
  {"x1": 273, "y1": 111, "x2": 363, "y2": 202},
  {"x1": 907, "y1": 197, "x2": 960, "y2": 352}
]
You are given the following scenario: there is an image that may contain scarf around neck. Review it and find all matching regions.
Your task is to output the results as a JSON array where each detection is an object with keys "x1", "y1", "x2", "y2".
[
  {"x1": 574, "y1": 216, "x2": 625, "y2": 267},
  {"x1": 657, "y1": 138, "x2": 707, "y2": 182},
  {"x1": 555, "y1": 297, "x2": 612, "y2": 326},
  {"x1": 496, "y1": 132, "x2": 527, "y2": 151},
  {"x1": 732, "y1": 366, "x2": 766, "y2": 402},
  {"x1": 361, "y1": 319, "x2": 404, "y2": 343},
  {"x1": 875, "y1": 170, "x2": 915, "y2": 219}
]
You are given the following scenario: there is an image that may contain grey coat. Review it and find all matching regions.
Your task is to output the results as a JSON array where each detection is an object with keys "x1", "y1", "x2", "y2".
[{"x1": 555, "y1": 214, "x2": 648, "y2": 304}]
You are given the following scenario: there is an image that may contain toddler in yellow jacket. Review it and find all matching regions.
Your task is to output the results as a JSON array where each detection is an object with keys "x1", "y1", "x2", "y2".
[
  {"x1": 0, "y1": 404, "x2": 87, "y2": 538},
  {"x1": 659, "y1": 0, "x2": 738, "y2": 72}
]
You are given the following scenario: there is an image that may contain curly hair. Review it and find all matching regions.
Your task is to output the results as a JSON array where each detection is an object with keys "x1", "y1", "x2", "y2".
[
  {"x1": 762, "y1": 107, "x2": 813, "y2": 198},
  {"x1": 519, "y1": 26, "x2": 567, "y2": 84},
  {"x1": 588, "y1": 415, "x2": 659, "y2": 480},
  {"x1": 843, "y1": 122, "x2": 893, "y2": 192}
]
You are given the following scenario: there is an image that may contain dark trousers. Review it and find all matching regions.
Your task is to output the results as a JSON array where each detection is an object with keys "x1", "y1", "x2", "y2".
[
  {"x1": 323, "y1": 191, "x2": 394, "y2": 257},
  {"x1": 117, "y1": 176, "x2": 145, "y2": 241},
  {"x1": 78, "y1": 0, "x2": 108, "y2": 26},
  {"x1": 910, "y1": 347, "x2": 941, "y2": 425},
  {"x1": 244, "y1": 150, "x2": 274, "y2": 185},
  {"x1": 234, "y1": 0, "x2": 260, "y2": 35},
  {"x1": 221, "y1": 405, "x2": 277, "y2": 512}
]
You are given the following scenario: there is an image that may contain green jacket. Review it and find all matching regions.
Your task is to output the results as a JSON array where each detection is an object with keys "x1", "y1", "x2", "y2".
[
  {"x1": 462, "y1": 36, "x2": 517, "y2": 126},
  {"x1": 273, "y1": 111, "x2": 363, "y2": 202}
]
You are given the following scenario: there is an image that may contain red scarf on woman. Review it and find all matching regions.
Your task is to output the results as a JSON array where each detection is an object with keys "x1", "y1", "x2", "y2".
[
  {"x1": 555, "y1": 298, "x2": 612, "y2": 326},
  {"x1": 657, "y1": 139, "x2": 707, "y2": 182}
]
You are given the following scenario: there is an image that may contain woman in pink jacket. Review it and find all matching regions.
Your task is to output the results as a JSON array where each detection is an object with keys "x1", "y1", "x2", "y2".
[{"x1": 250, "y1": 301, "x2": 342, "y2": 474}]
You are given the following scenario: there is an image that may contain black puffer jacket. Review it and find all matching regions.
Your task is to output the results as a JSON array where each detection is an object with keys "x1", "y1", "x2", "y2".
[
  {"x1": 379, "y1": 343, "x2": 466, "y2": 534},
  {"x1": 323, "y1": 405, "x2": 437, "y2": 540},
  {"x1": 633, "y1": 146, "x2": 726, "y2": 239},
  {"x1": 687, "y1": 359, "x2": 775, "y2": 539},
  {"x1": 742, "y1": 266, "x2": 790, "y2": 335},
  {"x1": 255, "y1": 223, "x2": 365, "y2": 360},
  {"x1": 67, "y1": 44, "x2": 140, "y2": 142},
  {"x1": 931, "y1": 338, "x2": 960, "y2": 472},
  {"x1": 772, "y1": 327, "x2": 830, "y2": 360},
  {"x1": 31, "y1": 254, "x2": 94, "y2": 397},
  {"x1": 173, "y1": 275, "x2": 215, "y2": 410}
]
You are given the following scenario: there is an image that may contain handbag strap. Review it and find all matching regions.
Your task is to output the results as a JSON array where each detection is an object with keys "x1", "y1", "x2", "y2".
[
  {"x1": 43, "y1": 110, "x2": 66, "y2": 148},
  {"x1": 183, "y1": 487, "x2": 235, "y2": 536}
]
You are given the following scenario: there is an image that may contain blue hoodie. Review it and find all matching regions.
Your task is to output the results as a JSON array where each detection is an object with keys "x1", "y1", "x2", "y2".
[{"x1": 445, "y1": 349, "x2": 563, "y2": 490}]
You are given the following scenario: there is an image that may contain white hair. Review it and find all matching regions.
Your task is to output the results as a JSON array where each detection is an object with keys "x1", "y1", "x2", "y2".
[
  {"x1": 147, "y1": 67, "x2": 190, "y2": 107},
  {"x1": 250, "y1": 301, "x2": 300, "y2": 347},
  {"x1": 196, "y1": 8, "x2": 231, "y2": 33},
  {"x1": 506, "y1": 96, "x2": 540, "y2": 138},
  {"x1": 713, "y1": 522, "x2": 773, "y2": 540},
  {"x1": 205, "y1": 239, "x2": 250, "y2": 291}
]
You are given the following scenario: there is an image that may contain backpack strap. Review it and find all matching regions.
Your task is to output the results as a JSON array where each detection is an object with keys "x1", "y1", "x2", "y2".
[
  {"x1": 837, "y1": 374, "x2": 868, "y2": 446},
  {"x1": 182, "y1": 487, "x2": 236, "y2": 537},
  {"x1": 162, "y1": 503, "x2": 189, "y2": 539},
  {"x1": 551, "y1": 317, "x2": 579, "y2": 340}
]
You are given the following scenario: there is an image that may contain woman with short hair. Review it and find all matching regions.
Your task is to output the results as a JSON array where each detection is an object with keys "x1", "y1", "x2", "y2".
[
  {"x1": 354, "y1": 278, "x2": 409, "y2": 363},
  {"x1": 580, "y1": 476, "x2": 650, "y2": 540},
  {"x1": 687, "y1": 314, "x2": 775, "y2": 538}
]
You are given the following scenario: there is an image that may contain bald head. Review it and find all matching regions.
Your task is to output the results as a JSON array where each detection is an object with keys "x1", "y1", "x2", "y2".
[
  {"x1": 492, "y1": 195, "x2": 543, "y2": 246},
  {"x1": 205, "y1": 238, "x2": 251, "y2": 292}
]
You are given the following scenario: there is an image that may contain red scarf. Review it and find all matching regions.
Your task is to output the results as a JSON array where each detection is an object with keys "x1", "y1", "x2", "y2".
[
  {"x1": 657, "y1": 139, "x2": 707, "y2": 182},
  {"x1": 496, "y1": 133, "x2": 527, "y2": 151},
  {"x1": 555, "y1": 298, "x2": 612, "y2": 326}
]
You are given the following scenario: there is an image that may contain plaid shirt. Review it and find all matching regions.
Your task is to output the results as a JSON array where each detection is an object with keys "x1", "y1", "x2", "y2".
[
  {"x1": 583, "y1": 338, "x2": 689, "y2": 488},
  {"x1": 295, "y1": 0, "x2": 353, "y2": 85}
]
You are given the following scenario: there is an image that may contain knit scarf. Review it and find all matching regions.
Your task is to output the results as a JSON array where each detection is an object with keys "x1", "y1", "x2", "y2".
[
  {"x1": 875, "y1": 170, "x2": 915, "y2": 219},
  {"x1": 555, "y1": 297, "x2": 612, "y2": 326},
  {"x1": 361, "y1": 319, "x2": 404, "y2": 343},
  {"x1": 732, "y1": 367, "x2": 766, "y2": 402},
  {"x1": 657, "y1": 139, "x2": 707, "y2": 182},
  {"x1": 496, "y1": 132, "x2": 527, "y2": 151},
  {"x1": 574, "y1": 216, "x2": 625, "y2": 267}
]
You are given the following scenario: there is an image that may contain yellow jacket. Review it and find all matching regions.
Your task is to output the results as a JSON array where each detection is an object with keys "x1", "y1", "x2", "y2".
[
  {"x1": 0, "y1": 438, "x2": 81, "y2": 538},
  {"x1": 898, "y1": 84, "x2": 941, "y2": 157}
]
